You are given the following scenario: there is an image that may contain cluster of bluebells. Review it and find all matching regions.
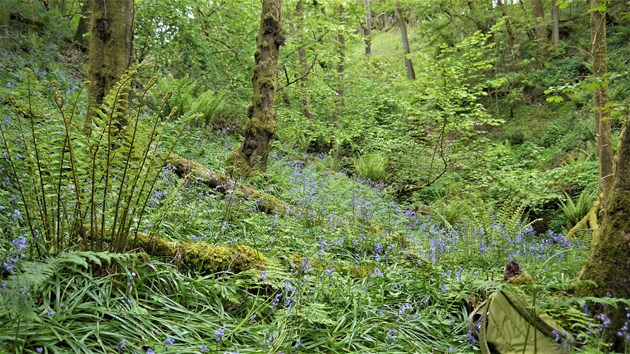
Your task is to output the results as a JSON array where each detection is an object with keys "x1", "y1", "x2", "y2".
[
  {"x1": 617, "y1": 308, "x2": 630, "y2": 343},
  {"x1": 2, "y1": 234, "x2": 27, "y2": 272},
  {"x1": 270, "y1": 281, "x2": 297, "y2": 313}
]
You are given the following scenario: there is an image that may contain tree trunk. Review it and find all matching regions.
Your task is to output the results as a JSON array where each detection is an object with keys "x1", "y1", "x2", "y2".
[
  {"x1": 74, "y1": 0, "x2": 92, "y2": 51},
  {"x1": 497, "y1": 0, "x2": 515, "y2": 48},
  {"x1": 394, "y1": 0, "x2": 415, "y2": 80},
  {"x1": 85, "y1": 0, "x2": 134, "y2": 134},
  {"x1": 551, "y1": 0, "x2": 560, "y2": 46},
  {"x1": 531, "y1": 0, "x2": 547, "y2": 48},
  {"x1": 332, "y1": 5, "x2": 346, "y2": 160},
  {"x1": 590, "y1": 0, "x2": 614, "y2": 202},
  {"x1": 364, "y1": 0, "x2": 372, "y2": 55},
  {"x1": 227, "y1": 0, "x2": 283, "y2": 176},
  {"x1": 296, "y1": 0, "x2": 313, "y2": 120},
  {"x1": 579, "y1": 118, "x2": 630, "y2": 351}
]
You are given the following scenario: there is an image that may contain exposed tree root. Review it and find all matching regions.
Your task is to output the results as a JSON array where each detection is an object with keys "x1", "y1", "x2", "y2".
[
  {"x1": 565, "y1": 201, "x2": 599, "y2": 239},
  {"x1": 166, "y1": 154, "x2": 294, "y2": 215}
]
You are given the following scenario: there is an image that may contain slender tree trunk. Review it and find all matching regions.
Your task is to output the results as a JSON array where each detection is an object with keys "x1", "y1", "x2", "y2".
[
  {"x1": 497, "y1": 0, "x2": 515, "y2": 48},
  {"x1": 394, "y1": 0, "x2": 415, "y2": 80},
  {"x1": 364, "y1": 0, "x2": 372, "y2": 55},
  {"x1": 296, "y1": 0, "x2": 312, "y2": 119},
  {"x1": 86, "y1": 0, "x2": 134, "y2": 134},
  {"x1": 74, "y1": 0, "x2": 92, "y2": 51},
  {"x1": 332, "y1": 4, "x2": 345, "y2": 160},
  {"x1": 579, "y1": 117, "x2": 630, "y2": 352},
  {"x1": 532, "y1": 0, "x2": 547, "y2": 48},
  {"x1": 590, "y1": 0, "x2": 614, "y2": 202},
  {"x1": 227, "y1": 0, "x2": 283, "y2": 176},
  {"x1": 551, "y1": 0, "x2": 560, "y2": 46}
]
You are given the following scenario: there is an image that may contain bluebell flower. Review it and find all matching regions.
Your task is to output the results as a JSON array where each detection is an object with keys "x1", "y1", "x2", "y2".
[
  {"x1": 164, "y1": 337, "x2": 174, "y2": 349},
  {"x1": 200, "y1": 344, "x2": 209, "y2": 352},
  {"x1": 146, "y1": 349, "x2": 154, "y2": 354},
  {"x1": 214, "y1": 325, "x2": 226, "y2": 342}
]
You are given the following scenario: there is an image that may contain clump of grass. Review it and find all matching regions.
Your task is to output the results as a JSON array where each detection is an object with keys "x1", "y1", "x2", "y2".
[{"x1": 354, "y1": 152, "x2": 388, "y2": 182}]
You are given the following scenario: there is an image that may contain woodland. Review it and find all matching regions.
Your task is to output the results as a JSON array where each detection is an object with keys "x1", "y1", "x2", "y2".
[{"x1": 0, "y1": 0, "x2": 629, "y2": 352}]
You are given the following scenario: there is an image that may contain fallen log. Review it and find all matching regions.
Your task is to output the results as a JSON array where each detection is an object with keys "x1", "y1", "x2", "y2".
[
  {"x1": 166, "y1": 154, "x2": 294, "y2": 215},
  {"x1": 132, "y1": 231, "x2": 267, "y2": 274}
]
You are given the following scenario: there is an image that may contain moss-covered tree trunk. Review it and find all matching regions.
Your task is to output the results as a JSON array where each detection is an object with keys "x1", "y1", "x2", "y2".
[
  {"x1": 579, "y1": 118, "x2": 630, "y2": 350},
  {"x1": 227, "y1": 0, "x2": 283, "y2": 176},
  {"x1": 590, "y1": 0, "x2": 614, "y2": 202},
  {"x1": 85, "y1": 0, "x2": 134, "y2": 134},
  {"x1": 394, "y1": 0, "x2": 415, "y2": 80}
]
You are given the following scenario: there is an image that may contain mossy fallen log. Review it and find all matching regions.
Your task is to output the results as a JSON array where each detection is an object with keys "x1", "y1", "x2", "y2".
[
  {"x1": 565, "y1": 201, "x2": 599, "y2": 240},
  {"x1": 132, "y1": 232, "x2": 267, "y2": 274},
  {"x1": 166, "y1": 154, "x2": 294, "y2": 215}
]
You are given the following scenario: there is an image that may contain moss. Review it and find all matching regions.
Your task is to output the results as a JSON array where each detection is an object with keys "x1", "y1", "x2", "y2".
[
  {"x1": 507, "y1": 274, "x2": 535, "y2": 286},
  {"x1": 132, "y1": 232, "x2": 266, "y2": 274}
]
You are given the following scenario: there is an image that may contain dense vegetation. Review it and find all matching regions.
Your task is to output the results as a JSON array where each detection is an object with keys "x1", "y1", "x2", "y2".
[{"x1": 1, "y1": 0, "x2": 629, "y2": 353}]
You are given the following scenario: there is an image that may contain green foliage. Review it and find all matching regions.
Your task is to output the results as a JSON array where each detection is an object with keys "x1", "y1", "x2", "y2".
[
  {"x1": 354, "y1": 152, "x2": 388, "y2": 181},
  {"x1": 0, "y1": 69, "x2": 186, "y2": 253},
  {"x1": 558, "y1": 190, "x2": 596, "y2": 228}
]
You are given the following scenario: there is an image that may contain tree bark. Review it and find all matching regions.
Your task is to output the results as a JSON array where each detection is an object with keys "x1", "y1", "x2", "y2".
[
  {"x1": 227, "y1": 0, "x2": 283, "y2": 176},
  {"x1": 86, "y1": 0, "x2": 134, "y2": 134},
  {"x1": 331, "y1": 4, "x2": 345, "y2": 160},
  {"x1": 532, "y1": 0, "x2": 547, "y2": 48},
  {"x1": 364, "y1": 0, "x2": 372, "y2": 55},
  {"x1": 74, "y1": 0, "x2": 92, "y2": 51},
  {"x1": 590, "y1": 0, "x2": 614, "y2": 202},
  {"x1": 394, "y1": 0, "x2": 415, "y2": 80},
  {"x1": 295, "y1": 0, "x2": 313, "y2": 120},
  {"x1": 551, "y1": 0, "x2": 560, "y2": 46},
  {"x1": 497, "y1": 0, "x2": 515, "y2": 48},
  {"x1": 579, "y1": 119, "x2": 630, "y2": 351}
]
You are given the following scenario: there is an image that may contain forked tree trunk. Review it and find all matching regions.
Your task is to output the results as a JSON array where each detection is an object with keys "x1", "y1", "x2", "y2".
[
  {"x1": 86, "y1": 0, "x2": 134, "y2": 134},
  {"x1": 227, "y1": 0, "x2": 283, "y2": 176},
  {"x1": 394, "y1": 0, "x2": 415, "y2": 80},
  {"x1": 590, "y1": 0, "x2": 614, "y2": 202}
]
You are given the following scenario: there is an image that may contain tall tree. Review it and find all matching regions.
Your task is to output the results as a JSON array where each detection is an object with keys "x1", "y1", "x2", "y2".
[
  {"x1": 295, "y1": 0, "x2": 313, "y2": 119},
  {"x1": 551, "y1": 0, "x2": 560, "y2": 46},
  {"x1": 590, "y1": 0, "x2": 614, "y2": 202},
  {"x1": 579, "y1": 112, "x2": 630, "y2": 352},
  {"x1": 228, "y1": 0, "x2": 283, "y2": 176},
  {"x1": 332, "y1": 4, "x2": 346, "y2": 160},
  {"x1": 531, "y1": 0, "x2": 547, "y2": 48},
  {"x1": 394, "y1": 0, "x2": 415, "y2": 80},
  {"x1": 363, "y1": 0, "x2": 372, "y2": 55},
  {"x1": 74, "y1": 0, "x2": 92, "y2": 51},
  {"x1": 85, "y1": 0, "x2": 134, "y2": 133}
]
